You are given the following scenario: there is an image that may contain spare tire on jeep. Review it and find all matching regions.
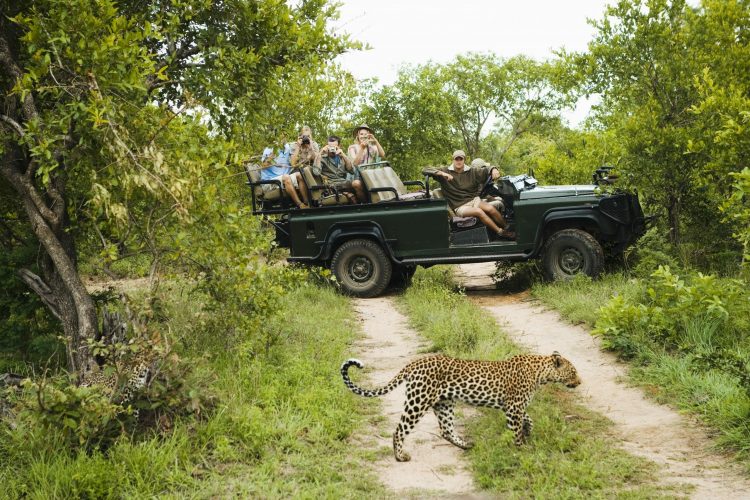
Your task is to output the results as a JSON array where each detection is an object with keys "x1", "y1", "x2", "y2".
[{"x1": 542, "y1": 229, "x2": 604, "y2": 281}]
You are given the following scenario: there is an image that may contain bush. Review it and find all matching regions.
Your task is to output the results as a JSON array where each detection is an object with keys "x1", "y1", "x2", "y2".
[
  {"x1": 591, "y1": 266, "x2": 750, "y2": 457},
  {"x1": 493, "y1": 260, "x2": 543, "y2": 292},
  {"x1": 6, "y1": 329, "x2": 213, "y2": 454},
  {"x1": 625, "y1": 227, "x2": 680, "y2": 278}
]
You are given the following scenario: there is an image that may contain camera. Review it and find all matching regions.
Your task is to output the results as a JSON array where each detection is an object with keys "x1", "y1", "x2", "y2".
[
  {"x1": 300, "y1": 135, "x2": 311, "y2": 145},
  {"x1": 327, "y1": 145, "x2": 337, "y2": 155}
]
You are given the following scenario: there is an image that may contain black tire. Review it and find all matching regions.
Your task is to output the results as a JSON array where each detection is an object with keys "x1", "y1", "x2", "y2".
[
  {"x1": 331, "y1": 239, "x2": 392, "y2": 298},
  {"x1": 542, "y1": 229, "x2": 604, "y2": 281},
  {"x1": 389, "y1": 264, "x2": 417, "y2": 290}
]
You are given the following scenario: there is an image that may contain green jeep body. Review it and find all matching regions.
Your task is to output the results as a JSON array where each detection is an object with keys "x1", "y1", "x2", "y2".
[{"x1": 250, "y1": 166, "x2": 647, "y2": 297}]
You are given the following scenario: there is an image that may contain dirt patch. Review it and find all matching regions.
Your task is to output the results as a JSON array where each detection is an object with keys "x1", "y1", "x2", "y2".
[
  {"x1": 85, "y1": 277, "x2": 152, "y2": 294},
  {"x1": 350, "y1": 296, "x2": 487, "y2": 498},
  {"x1": 456, "y1": 263, "x2": 750, "y2": 499}
]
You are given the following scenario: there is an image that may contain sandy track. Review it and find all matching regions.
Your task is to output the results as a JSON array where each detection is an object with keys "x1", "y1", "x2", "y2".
[
  {"x1": 350, "y1": 297, "x2": 486, "y2": 498},
  {"x1": 456, "y1": 263, "x2": 750, "y2": 499}
]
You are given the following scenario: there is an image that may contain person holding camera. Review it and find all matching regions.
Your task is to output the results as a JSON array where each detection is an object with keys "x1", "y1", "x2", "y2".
[
  {"x1": 315, "y1": 135, "x2": 366, "y2": 203},
  {"x1": 348, "y1": 124, "x2": 386, "y2": 167},
  {"x1": 290, "y1": 125, "x2": 319, "y2": 168}
]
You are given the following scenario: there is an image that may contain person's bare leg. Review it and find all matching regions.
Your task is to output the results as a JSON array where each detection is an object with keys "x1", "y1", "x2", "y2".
[
  {"x1": 479, "y1": 201, "x2": 508, "y2": 228},
  {"x1": 283, "y1": 175, "x2": 306, "y2": 208},
  {"x1": 460, "y1": 206, "x2": 501, "y2": 233},
  {"x1": 352, "y1": 179, "x2": 366, "y2": 203},
  {"x1": 294, "y1": 172, "x2": 310, "y2": 205}
]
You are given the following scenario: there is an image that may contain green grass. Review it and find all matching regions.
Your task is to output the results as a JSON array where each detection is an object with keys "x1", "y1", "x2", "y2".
[
  {"x1": 397, "y1": 267, "x2": 681, "y2": 498},
  {"x1": 0, "y1": 282, "x2": 385, "y2": 498},
  {"x1": 532, "y1": 273, "x2": 750, "y2": 470},
  {"x1": 530, "y1": 273, "x2": 639, "y2": 328}
]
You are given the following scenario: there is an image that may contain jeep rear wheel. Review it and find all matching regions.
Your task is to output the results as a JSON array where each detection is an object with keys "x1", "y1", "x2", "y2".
[
  {"x1": 542, "y1": 229, "x2": 604, "y2": 281},
  {"x1": 331, "y1": 239, "x2": 392, "y2": 298}
]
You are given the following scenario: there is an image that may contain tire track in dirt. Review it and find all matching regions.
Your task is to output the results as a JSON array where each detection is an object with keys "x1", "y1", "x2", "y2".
[
  {"x1": 350, "y1": 296, "x2": 486, "y2": 498},
  {"x1": 456, "y1": 263, "x2": 750, "y2": 499}
]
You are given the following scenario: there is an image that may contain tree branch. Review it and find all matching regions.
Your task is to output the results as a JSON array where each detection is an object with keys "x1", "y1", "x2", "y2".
[
  {"x1": 17, "y1": 268, "x2": 62, "y2": 321},
  {"x1": 0, "y1": 114, "x2": 24, "y2": 137}
]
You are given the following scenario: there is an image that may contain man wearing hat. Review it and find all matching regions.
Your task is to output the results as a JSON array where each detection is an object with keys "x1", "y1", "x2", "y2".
[
  {"x1": 348, "y1": 124, "x2": 386, "y2": 167},
  {"x1": 423, "y1": 151, "x2": 515, "y2": 240}
]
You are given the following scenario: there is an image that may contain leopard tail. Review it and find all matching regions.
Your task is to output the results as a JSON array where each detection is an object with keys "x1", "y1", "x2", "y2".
[{"x1": 340, "y1": 359, "x2": 406, "y2": 397}]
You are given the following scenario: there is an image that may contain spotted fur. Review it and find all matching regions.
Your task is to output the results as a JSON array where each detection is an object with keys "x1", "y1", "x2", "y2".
[
  {"x1": 341, "y1": 352, "x2": 581, "y2": 462},
  {"x1": 81, "y1": 355, "x2": 153, "y2": 418}
]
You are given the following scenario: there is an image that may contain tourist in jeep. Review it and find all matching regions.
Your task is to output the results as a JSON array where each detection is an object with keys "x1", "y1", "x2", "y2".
[
  {"x1": 348, "y1": 124, "x2": 386, "y2": 167},
  {"x1": 291, "y1": 125, "x2": 320, "y2": 168},
  {"x1": 260, "y1": 141, "x2": 310, "y2": 209},
  {"x1": 423, "y1": 150, "x2": 515, "y2": 240},
  {"x1": 314, "y1": 135, "x2": 366, "y2": 203}
]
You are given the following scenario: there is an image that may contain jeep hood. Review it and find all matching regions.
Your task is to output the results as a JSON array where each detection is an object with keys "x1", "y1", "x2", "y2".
[{"x1": 519, "y1": 185, "x2": 597, "y2": 200}]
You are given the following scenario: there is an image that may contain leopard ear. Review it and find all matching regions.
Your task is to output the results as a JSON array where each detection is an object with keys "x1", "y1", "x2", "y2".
[{"x1": 552, "y1": 351, "x2": 562, "y2": 367}]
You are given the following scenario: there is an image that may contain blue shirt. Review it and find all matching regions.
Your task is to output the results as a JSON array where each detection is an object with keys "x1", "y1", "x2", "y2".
[{"x1": 260, "y1": 144, "x2": 293, "y2": 180}]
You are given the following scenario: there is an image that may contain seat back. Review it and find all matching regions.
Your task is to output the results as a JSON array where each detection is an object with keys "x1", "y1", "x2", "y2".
[
  {"x1": 362, "y1": 166, "x2": 418, "y2": 202},
  {"x1": 383, "y1": 167, "x2": 408, "y2": 196},
  {"x1": 244, "y1": 163, "x2": 286, "y2": 202},
  {"x1": 360, "y1": 168, "x2": 394, "y2": 202},
  {"x1": 244, "y1": 164, "x2": 264, "y2": 198},
  {"x1": 301, "y1": 166, "x2": 324, "y2": 203},
  {"x1": 300, "y1": 166, "x2": 352, "y2": 206}
]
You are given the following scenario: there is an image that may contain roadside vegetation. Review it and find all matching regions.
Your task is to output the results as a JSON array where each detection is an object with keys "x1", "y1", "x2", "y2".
[
  {"x1": 398, "y1": 268, "x2": 681, "y2": 497},
  {"x1": 0, "y1": 282, "x2": 384, "y2": 498},
  {"x1": 531, "y1": 255, "x2": 750, "y2": 468}
]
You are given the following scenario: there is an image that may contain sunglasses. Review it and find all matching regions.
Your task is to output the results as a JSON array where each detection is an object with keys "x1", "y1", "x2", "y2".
[{"x1": 455, "y1": 157, "x2": 465, "y2": 161}]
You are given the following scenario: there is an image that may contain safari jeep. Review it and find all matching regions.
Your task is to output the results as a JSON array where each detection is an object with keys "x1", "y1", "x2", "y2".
[{"x1": 245, "y1": 163, "x2": 647, "y2": 297}]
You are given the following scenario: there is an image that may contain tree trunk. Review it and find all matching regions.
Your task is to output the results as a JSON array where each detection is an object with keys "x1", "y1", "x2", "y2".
[
  {"x1": 13, "y1": 184, "x2": 98, "y2": 377},
  {"x1": 1, "y1": 30, "x2": 98, "y2": 379}
]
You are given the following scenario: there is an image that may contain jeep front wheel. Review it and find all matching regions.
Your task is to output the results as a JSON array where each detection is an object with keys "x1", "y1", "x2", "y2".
[
  {"x1": 331, "y1": 239, "x2": 392, "y2": 298},
  {"x1": 542, "y1": 229, "x2": 604, "y2": 281}
]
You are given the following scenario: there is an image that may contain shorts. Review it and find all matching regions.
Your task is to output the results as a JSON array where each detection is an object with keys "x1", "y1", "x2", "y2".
[
  {"x1": 454, "y1": 196, "x2": 482, "y2": 217},
  {"x1": 261, "y1": 172, "x2": 298, "y2": 192}
]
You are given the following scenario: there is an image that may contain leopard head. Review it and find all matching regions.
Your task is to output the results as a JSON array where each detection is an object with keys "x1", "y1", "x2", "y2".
[{"x1": 547, "y1": 352, "x2": 581, "y2": 388}]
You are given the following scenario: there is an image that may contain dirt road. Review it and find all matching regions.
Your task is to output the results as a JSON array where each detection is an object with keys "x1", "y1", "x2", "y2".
[{"x1": 457, "y1": 263, "x2": 750, "y2": 499}]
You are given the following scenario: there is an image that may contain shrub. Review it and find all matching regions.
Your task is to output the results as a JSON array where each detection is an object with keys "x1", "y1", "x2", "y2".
[
  {"x1": 625, "y1": 227, "x2": 680, "y2": 278},
  {"x1": 493, "y1": 260, "x2": 543, "y2": 292}
]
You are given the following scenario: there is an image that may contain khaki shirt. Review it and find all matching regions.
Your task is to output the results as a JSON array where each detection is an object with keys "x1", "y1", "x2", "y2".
[{"x1": 422, "y1": 166, "x2": 493, "y2": 210}]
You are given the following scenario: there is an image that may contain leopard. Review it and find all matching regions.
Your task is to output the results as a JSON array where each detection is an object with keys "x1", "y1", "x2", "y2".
[
  {"x1": 80, "y1": 352, "x2": 154, "y2": 418},
  {"x1": 341, "y1": 351, "x2": 581, "y2": 462}
]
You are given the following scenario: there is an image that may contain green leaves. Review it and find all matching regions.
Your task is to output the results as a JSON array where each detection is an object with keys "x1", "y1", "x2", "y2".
[{"x1": 357, "y1": 54, "x2": 569, "y2": 178}]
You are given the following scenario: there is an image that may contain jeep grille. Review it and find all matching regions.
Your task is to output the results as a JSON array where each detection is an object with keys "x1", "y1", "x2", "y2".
[{"x1": 599, "y1": 195, "x2": 631, "y2": 224}]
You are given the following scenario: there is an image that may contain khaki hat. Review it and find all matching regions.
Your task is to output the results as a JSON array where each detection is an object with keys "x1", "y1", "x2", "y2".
[
  {"x1": 452, "y1": 150, "x2": 466, "y2": 159},
  {"x1": 353, "y1": 124, "x2": 373, "y2": 137},
  {"x1": 471, "y1": 158, "x2": 489, "y2": 168}
]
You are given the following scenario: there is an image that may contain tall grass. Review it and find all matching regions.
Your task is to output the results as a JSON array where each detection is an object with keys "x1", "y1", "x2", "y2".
[
  {"x1": 0, "y1": 282, "x2": 385, "y2": 498},
  {"x1": 397, "y1": 267, "x2": 680, "y2": 497}
]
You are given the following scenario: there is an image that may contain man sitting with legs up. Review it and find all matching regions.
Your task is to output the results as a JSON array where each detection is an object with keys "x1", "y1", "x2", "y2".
[
  {"x1": 423, "y1": 150, "x2": 515, "y2": 240},
  {"x1": 314, "y1": 135, "x2": 366, "y2": 203}
]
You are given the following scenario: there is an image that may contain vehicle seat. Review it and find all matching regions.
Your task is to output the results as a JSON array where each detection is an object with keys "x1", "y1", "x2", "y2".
[
  {"x1": 244, "y1": 163, "x2": 285, "y2": 202},
  {"x1": 360, "y1": 167, "x2": 427, "y2": 202},
  {"x1": 430, "y1": 187, "x2": 480, "y2": 230},
  {"x1": 300, "y1": 166, "x2": 352, "y2": 207}
]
